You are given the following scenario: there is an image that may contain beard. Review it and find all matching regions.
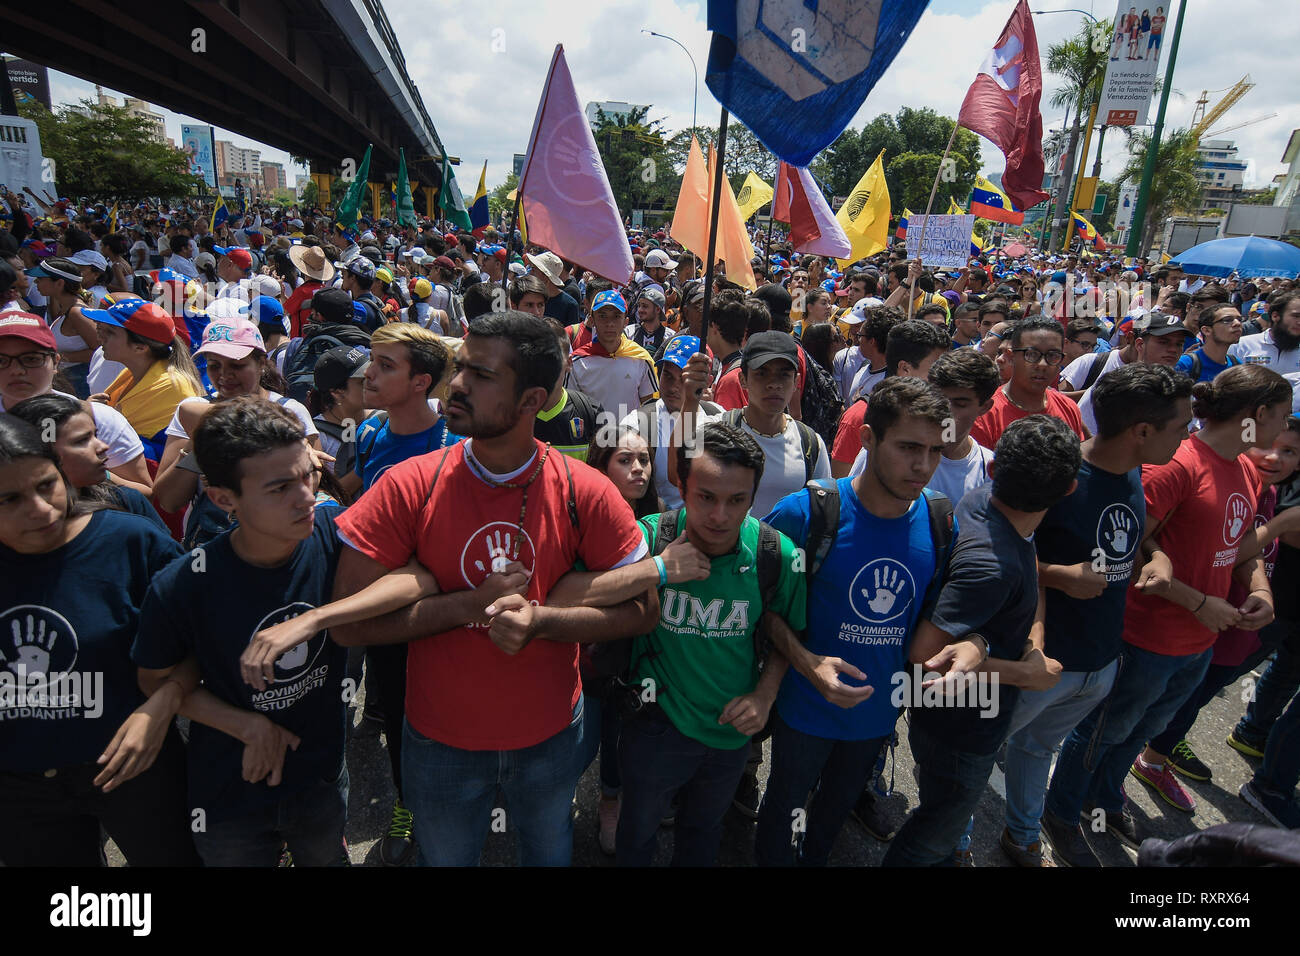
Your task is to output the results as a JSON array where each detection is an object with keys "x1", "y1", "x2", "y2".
[
  {"x1": 453, "y1": 394, "x2": 522, "y2": 440},
  {"x1": 1273, "y1": 324, "x2": 1300, "y2": 352}
]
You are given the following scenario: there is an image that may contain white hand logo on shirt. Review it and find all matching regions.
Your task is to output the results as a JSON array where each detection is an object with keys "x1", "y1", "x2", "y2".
[
  {"x1": 474, "y1": 528, "x2": 515, "y2": 575},
  {"x1": 864, "y1": 565, "x2": 904, "y2": 615},
  {"x1": 1104, "y1": 510, "x2": 1132, "y2": 555},
  {"x1": 1228, "y1": 495, "x2": 1249, "y2": 540},
  {"x1": 10, "y1": 617, "x2": 53, "y2": 678},
  {"x1": 276, "y1": 611, "x2": 309, "y2": 671}
]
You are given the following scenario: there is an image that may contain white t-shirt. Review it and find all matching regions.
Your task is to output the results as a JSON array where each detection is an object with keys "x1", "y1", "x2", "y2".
[
  {"x1": 165, "y1": 254, "x2": 198, "y2": 279},
  {"x1": 130, "y1": 240, "x2": 151, "y2": 269},
  {"x1": 86, "y1": 348, "x2": 127, "y2": 395},
  {"x1": 1059, "y1": 348, "x2": 1126, "y2": 390},
  {"x1": 732, "y1": 415, "x2": 831, "y2": 519},
  {"x1": 1229, "y1": 330, "x2": 1300, "y2": 375},
  {"x1": 848, "y1": 362, "x2": 887, "y2": 402},
  {"x1": 832, "y1": 347, "x2": 866, "y2": 402},
  {"x1": 0, "y1": 389, "x2": 143, "y2": 468},
  {"x1": 1286, "y1": 372, "x2": 1300, "y2": 416},
  {"x1": 849, "y1": 439, "x2": 994, "y2": 508},
  {"x1": 619, "y1": 400, "x2": 722, "y2": 511},
  {"x1": 166, "y1": 392, "x2": 318, "y2": 441}
]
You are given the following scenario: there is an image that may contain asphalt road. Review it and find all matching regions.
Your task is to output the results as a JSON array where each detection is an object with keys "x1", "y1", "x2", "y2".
[{"x1": 104, "y1": 661, "x2": 1280, "y2": 867}]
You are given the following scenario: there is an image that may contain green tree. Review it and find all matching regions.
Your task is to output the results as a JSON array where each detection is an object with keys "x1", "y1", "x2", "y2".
[
  {"x1": 1117, "y1": 128, "x2": 1202, "y2": 254},
  {"x1": 300, "y1": 180, "x2": 319, "y2": 208},
  {"x1": 488, "y1": 171, "x2": 518, "y2": 223},
  {"x1": 1044, "y1": 21, "x2": 1110, "y2": 250},
  {"x1": 19, "y1": 98, "x2": 202, "y2": 201},
  {"x1": 592, "y1": 106, "x2": 676, "y2": 217}
]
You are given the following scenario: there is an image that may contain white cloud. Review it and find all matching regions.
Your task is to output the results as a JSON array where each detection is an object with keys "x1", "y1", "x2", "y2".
[{"x1": 36, "y1": 0, "x2": 1300, "y2": 201}]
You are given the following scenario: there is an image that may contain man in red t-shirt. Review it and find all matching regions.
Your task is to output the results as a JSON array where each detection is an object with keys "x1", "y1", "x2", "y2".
[
  {"x1": 969, "y1": 316, "x2": 1087, "y2": 449},
  {"x1": 1046, "y1": 367, "x2": 1290, "y2": 844},
  {"x1": 331, "y1": 312, "x2": 655, "y2": 866},
  {"x1": 285, "y1": 245, "x2": 334, "y2": 338}
]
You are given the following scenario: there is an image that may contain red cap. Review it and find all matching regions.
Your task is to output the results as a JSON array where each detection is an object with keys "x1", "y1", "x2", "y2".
[
  {"x1": 493, "y1": 248, "x2": 508, "y2": 264},
  {"x1": 224, "y1": 248, "x2": 253, "y2": 271},
  {"x1": 0, "y1": 312, "x2": 57, "y2": 349}
]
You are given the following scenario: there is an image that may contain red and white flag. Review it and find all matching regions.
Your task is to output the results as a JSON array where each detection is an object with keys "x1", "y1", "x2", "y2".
[
  {"x1": 519, "y1": 45, "x2": 634, "y2": 284},
  {"x1": 773, "y1": 162, "x2": 851, "y2": 259},
  {"x1": 957, "y1": 0, "x2": 1049, "y2": 211}
]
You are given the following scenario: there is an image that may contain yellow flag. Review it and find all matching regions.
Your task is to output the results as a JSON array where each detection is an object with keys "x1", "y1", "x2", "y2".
[
  {"x1": 835, "y1": 150, "x2": 889, "y2": 266},
  {"x1": 670, "y1": 137, "x2": 711, "y2": 262},
  {"x1": 735, "y1": 171, "x2": 774, "y2": 222},
  {"x1": 507, "y1": 187, "x2": 528, "y2": 243},
  {"x1": 947, "y1": 197, "x2": 965, "y2": 216},
  {"x1": 708, "y1": 146, "x2": 757, "y2": 291}
]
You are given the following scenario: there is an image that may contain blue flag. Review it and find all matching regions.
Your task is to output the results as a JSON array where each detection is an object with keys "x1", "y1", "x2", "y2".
[
  {"x1": 210, "y1": 196, "x2": 229, "y2": 232},
  {"x1": 705, "y1": 0, "x2": 930, "y2": 167}
]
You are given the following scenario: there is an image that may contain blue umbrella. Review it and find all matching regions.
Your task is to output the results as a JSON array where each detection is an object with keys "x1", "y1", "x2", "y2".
[{"x1": 1169, "y1": 235, "x2": 1300, "y2": 279}]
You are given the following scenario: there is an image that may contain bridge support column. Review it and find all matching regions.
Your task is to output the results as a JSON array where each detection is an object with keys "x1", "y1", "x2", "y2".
[
  {"x1": 423, "y1": 186, "x2": 436, "y2": 221},
  {"x1": 311, "y1": 172, "x2": 332, "y2": 206},
  {"x1": 368, "y1": 182, "x2": 381, "y2": 223}
]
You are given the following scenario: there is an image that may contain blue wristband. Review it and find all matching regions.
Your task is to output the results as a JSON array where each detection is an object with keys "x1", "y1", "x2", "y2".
[{"x1": 653, "y1": 555, "x2": 667, "y2": 588}]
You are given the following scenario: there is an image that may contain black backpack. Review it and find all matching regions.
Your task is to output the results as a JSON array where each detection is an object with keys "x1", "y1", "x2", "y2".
[
  {"x1": 1079, "y1": 352, "x2": 1109, "y2": 391},
  {"x1": 1181, "y1": 346, "x2": 1240, "y2": 382},
  {"x1": 802, "y1": 479, "x2": 955, "y2": 619},
  {"x1": 280, "y1": 324, "x2": 372, "y2": 405},
  {"x1": 800, "y1": 353, "x2": 845, "y2": 445},
  {"x1": 721, "y1": 407, "x2": 822, "y2": 482}
]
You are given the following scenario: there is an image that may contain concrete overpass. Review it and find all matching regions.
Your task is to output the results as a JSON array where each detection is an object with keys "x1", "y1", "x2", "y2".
[{"x1": 5, "y1": 0, "x2": 451, "y2": 216}]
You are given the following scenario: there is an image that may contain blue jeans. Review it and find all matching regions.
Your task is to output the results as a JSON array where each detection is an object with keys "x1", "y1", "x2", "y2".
[
  {"x1": 615, "y1": 707, "x2": 750, "y2": 867},
  {"x1": 1046, "y1": 643, "x2": 1211, "y2": 821},
  {"x1": 1237, "y1": 618, "x2": 1300, "y2": 743},
  {"x1": 755, "y1": 714, "x2": 886, "y2": 866},
  {"x1": 1257, "y1": 688, "x2": 1300, "y2": 795},
  {"x1": 882, "y1": 720, "x2": 998, "y2": 867},
  {"x1": 579, "y1": 689, "x2": 622, "y2": 796},
  {"x1": 400, "y1": 697, "x2": 584, "y2": 866},
  {"x1": 192, "y1": 763, "x2": 350, "y2": 867},
  {"x1": 1003, "y1": 659, "x2": 1118, "y2": 845}
]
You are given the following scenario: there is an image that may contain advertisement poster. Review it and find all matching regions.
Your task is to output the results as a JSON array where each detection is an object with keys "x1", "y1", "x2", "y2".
[
  {"x1": 1097, "y1": 2, "x2": 1166, "y2": 125},
  {"x1": 180, "y1": 124, "x2": 217, "y2": 188}
]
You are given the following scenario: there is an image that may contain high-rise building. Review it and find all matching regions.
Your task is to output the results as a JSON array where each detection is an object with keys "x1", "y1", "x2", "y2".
[
  {"x1": 85, "y1": 88, "x2": 167, "y2": 143},
  {"x1": 584, "y1": 101, "x2": 650, "y2": 128},
  {"x1": 214, "y1": 139, "x2": 262, "y2": 194},
  {"x1": 1194, "y1": 139, "x2": 1248, "y2": 212},
  {"x1": 261, "y1": 161, "x2": 287, "y2": 194}
]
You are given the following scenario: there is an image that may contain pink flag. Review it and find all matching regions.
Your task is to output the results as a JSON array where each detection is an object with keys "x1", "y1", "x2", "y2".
[
  {"x1": 957, "y1": 0, "x2": 1049, "y2": 211},
  {"x1": 773, "y1": 162, "x2": 851, "y2": 259},
  {"x1": 519, "y1": 46, "x2": 634, "y2": 284}
]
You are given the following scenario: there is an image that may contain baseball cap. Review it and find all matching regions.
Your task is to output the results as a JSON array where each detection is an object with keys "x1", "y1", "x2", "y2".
[
  {"x1": 433, "y1": 255, "x2": 456, "y2": 272},
  {"x1": 245, "y1": 296, "x2": 288, "y2": 335},
  {"x1": 346, "y1": 258, "x2": 376, "y2": 282},
  {"x1": 314, "y1": 345, "x2": 370, "y2": 394},
  {"x1": 0, "y1": 312, "x2": 57, "y2": 349},
  {"x1": 375, "y1": 266, "x2": 394, "y2": 284},
  {"x1": 194, "y1": 252, "x2": 216, "y2": 271},
  {"x1": 592, "y1": 290, "x2": 627, "y2": 314},
  {"x1": 311, "y1": 287, "x2": 356, "y2": 324},
  {"x1": 639, "y1": 288, "x2": 667, "y2": 312},
  {"x1": 846, "y1": 296, "x2": 884, "y2": 325},
  {"x1": 1138, "y1": 312, "x2": 1188, "y2": 337},
  {"x1": 742, "y1": 330, "x2": 799, "y2": 370},
  {"x1": 410, "y1": 277, "x2": 433, "y2": 300},
  {"x1": 645, "y1": 248, "x2": 678, "y2": 270},
  {"x1": 657, "y1": 335, "x2": 701, "y2": 369},
  {"x1": 248, "y1": 274, "x2": 281, "y2": 299},
  {"x1": 26, "y1": 261, "x2": 82, "y2": 282},
  {"x1": 403, "y1": 246, "x2": 427, "y2": 259},
  {"x1": 19, "y1": 239, "x2": 54, "y2": 259},
  {"x1": 214, "y1": 246, "x2": 253, "y2": 271},
  {"x1": 196, "y1": 318, "x2": 266, "y2": 359},
  {"x1": 68, "y1": 249, "x2": 108, "y2": 271},
  {"x1": 82, "y1": 299, "x2": 176, "y2": 343},
  {"x1": 682, "y1": 279, "x2": 706, "y2": 306}
]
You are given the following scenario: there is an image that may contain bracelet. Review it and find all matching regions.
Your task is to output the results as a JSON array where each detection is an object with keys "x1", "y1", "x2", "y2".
[
  {"x1": 653, "y1": 556, "x2": 667, "y2": 588},
  {"x1": 1193, "y1": 593, "x2": 1207, "y2": 614}
]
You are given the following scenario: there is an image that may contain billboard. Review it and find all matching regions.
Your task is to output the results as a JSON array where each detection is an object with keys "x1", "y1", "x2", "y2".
[
  {"x1": 3, "y1": 58, "x2": 52, "y2": 109},
  {"x1": 1097, "y1": 3, "x2": 1166, "y2": 126},
  {"x1": 1114, "y1": 185, "x2": 1139, "y2": 230},
  {"x1": 180, "y1": 124, "x2": 217, "y2": 188},
  {"x1": 1222, "y1": 204, "x2": 1289, "y2": 239}
]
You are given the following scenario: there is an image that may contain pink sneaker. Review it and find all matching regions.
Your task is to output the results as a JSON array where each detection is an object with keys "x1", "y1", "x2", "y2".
[
  {"x1": 598, "y1": 795, "x2": 620, "y2": 856},
  {"x1": 1130, "y1": 755, "x2": 1195, "y2": 812}
]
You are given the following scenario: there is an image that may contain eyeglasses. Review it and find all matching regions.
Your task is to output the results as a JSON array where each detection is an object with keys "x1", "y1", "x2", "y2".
[
  {"x1": 0, "y1": 352, "x2": 53, "y2": 370},
  {"x1": 1211, "y1": 316, "x2": 1242, "y2": 326},
  {"x1": 1012, "y1": 347, "x2": 1065, "y2": 366}
]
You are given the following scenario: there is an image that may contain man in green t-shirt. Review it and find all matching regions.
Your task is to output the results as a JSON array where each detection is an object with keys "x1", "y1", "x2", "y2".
[{"x1": 616, "y1": 421, "x2": 807, "y2": 866}]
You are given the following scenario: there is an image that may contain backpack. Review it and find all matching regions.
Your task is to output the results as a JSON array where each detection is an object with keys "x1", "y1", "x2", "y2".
[
  {"x1": 802, "y1": 479, "x2": 955, "y2": 619},
  {"x1": 1182, "y1": 347, "x2": 1240, "y2": 382},
  {"x1": 1080, "y1": 352, "x2": 1108, "y2": 391},
  {"x1": 721, "y1": 407, "x2": 821, "y2": 483},
  {"x1": 799, "y1": 353, "x2": 845, "y2": 446},
  {"x1": 314, "y1": 417, "x2": 357, "y2": 478},
  {"x1": 280, "y1": 324, "x2": 372, "y2": 405}
]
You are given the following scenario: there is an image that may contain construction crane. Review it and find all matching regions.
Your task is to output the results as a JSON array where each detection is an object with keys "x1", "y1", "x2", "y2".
[
  {"x1": 1205, "y1": 113, "x2": 1278, "y2": 139},
  {"x1": 1191, "y1": 77, "x2": 1255, "y2": 140}
]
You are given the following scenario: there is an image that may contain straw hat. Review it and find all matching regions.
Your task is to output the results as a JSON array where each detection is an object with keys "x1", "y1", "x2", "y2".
[{"x1": 288, "y1": 244, "x2": 335, "y2": 282}]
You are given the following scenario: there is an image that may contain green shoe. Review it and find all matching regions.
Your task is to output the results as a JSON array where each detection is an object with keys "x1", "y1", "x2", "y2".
[
  {"x1": 380, "y1": 799, "x2": 416, "y2": 866},
  {"x1": 1168, "y1": 739, "x2": 1212, "y2": 782}
]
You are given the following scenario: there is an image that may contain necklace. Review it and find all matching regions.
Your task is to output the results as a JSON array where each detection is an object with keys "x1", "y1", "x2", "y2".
[
  {"x1": 1002, "y1": 384, "x2": 1043, "y2": 413},
  {"x1": 745, "y1": 410, "x2": 788, "y2": 439},
  {"x1": 464, "y1": 442, "x2": 551, "y2": 570}
]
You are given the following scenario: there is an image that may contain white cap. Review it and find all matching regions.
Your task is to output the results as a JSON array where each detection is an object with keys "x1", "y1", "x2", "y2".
[
  {"x1": 69, "y1": 249, "x2": 109, "y2": 270},
  {"x1": 846, "y1": 296, "x2": 884, "y2": 325},
  {"x1": 645, "y1": 248, "x2": 678, "y2": 270}
]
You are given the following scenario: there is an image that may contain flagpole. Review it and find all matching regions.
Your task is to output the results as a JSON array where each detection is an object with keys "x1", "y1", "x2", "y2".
[
  {"x1": 908, "y1": 123, "x2": 959, "y2": 320},
  {"x1": 503, "y1": 189, "x2": 522, "y2": 301},
  {"x1": 699, "y1": 106, "x2": 730, "y2": 356}
]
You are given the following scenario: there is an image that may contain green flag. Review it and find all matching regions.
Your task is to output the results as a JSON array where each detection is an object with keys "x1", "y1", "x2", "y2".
[
  {"x1": 439, "y1": 154, "x2": 472, "y2": 230},
  {"x1": 395, "y1": 148, "x2": 416, "y2": 227},
  {"x1": 335, "y1": 144, "x2": 372, "y2": 229}
]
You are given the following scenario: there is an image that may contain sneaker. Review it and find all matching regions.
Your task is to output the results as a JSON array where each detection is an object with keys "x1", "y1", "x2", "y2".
[
  {"x1": 999, "y1": 827, "x2": 1050, "y2": 867},
  {"x1": 1239, "y1": 779, "x2": 1300, "y2": 829},
  {"x1": 731, "y1": 771, "x2": 761, "y2": 820},
  {"x1": 1227, "y1": 729, "x2": 1266, "y2": 759},
  {"x1": 277, "y1": 844, "x2": 294, "y2": 867},
  {"x1": 947, "y1": 847, "x2": 975, "y2": 867},
  {"x1": 598, "y1": 795, "x2": 620, "y2": 856},
  {"x1": 850, "y1": 790, "x2": 896, "y2": 842},
  {"x1": 380, "y1": 799, "x2": 416, "y2": 867},
  {"x1": 1096, "y1": 802, "x2": 1144, "y2": 850},
  {"x1": 1168, "y1": 739, "x2": 1212, "y2": 782},
  {"x1": 1130, "y1": 754, "x2": 1196, "y2": 812},
  {"x1": 1041, "y1": 810, "x2": 1100, "y2": 867}
]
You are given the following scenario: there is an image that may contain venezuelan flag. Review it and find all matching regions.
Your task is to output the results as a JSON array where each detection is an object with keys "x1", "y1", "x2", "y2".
[
  {"x1": 107, "y1": 202, "x2": 119, "y2": 233},
  {"x1": 1072, "y1": 211, "x2": 1099, "y2": 242},
  {"x1": 895, "y1": 207, "x2": 912, "y2": 240},
  {"x1": 970, "y1": 175, "x2": 1024, "y2": 225},
  {"x1": 470, "y1": 162, "x2": 490, "y2": 238},
  {"x1": 210, "y1": 195, "x2": 229, "y2": 231}
]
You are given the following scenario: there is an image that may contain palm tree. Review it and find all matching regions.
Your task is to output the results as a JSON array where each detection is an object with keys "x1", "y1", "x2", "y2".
[
  {"x1": 1117, "y1": 128, "x2": 1202, "y2": 254},
  {"x1": 1045, "y1": 24, "x2": 1109, "y2": 250}
]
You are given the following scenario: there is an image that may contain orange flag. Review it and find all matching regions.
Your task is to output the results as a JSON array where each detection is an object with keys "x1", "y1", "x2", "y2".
[
  {"x1": 709, "y1": 144, "x2": 757, "y2": 291},
  {"x1": 669, "y1": 136, "x2": 756, "y2": 292}
]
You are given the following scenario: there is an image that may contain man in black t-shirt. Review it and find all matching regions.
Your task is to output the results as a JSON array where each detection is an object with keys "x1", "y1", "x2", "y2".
[
  {"x1": 883, "y1": 415, "x2": 1080, "y2": 867},
  {"x1": 537, "y1": 319, "x2": 604, "y2": 461}
]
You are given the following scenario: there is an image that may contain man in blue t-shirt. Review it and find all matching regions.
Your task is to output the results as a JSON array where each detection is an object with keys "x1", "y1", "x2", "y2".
[
  {"x1": 756, "y1": 377, "x2": 955, "y2": 866},
  {"x1": 134, "y1": 398, "x2": 350, "y2": 866},
  {"x1": 1008, "y1": 365, "x2": 1193, "y2": 867},
  {"x1": 343, "y1": 323, "x2": 452, "y2": 498},
  {"x1": 1174, "y1": 302, "x2": 1242, "y2": 383},
  {"x1": 883, "y1": 416, "x2": 1081, "y2": 867}
]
